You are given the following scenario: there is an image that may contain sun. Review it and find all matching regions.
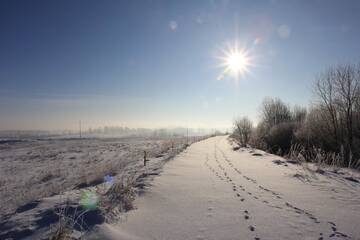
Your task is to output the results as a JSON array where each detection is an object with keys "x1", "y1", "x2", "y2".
[
  {"x1": 226, "y1": 51, "x2": 248, "y2": 74},
  {"x1": 217, "y1": 42, "x2": 253, "y2": 81}
]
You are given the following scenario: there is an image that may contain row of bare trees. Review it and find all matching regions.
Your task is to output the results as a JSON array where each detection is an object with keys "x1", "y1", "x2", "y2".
[
  {"x1": 233, "y1": 63, "x2": 360, "y2": 168},
  {"x1": 312, "y1": 64, "x2": 360, "y2": 166}
]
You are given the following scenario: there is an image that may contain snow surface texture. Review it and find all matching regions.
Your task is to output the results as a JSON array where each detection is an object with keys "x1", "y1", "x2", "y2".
[
  {"x1": 88, "y1": 136, "x2": 360, "y2": 240},
  {"x1": 0, "y1": 136, "x2": 199, "y2": 239},
  {"x1": 0, "y1": 137, "x2": 187, "y2": 215}
]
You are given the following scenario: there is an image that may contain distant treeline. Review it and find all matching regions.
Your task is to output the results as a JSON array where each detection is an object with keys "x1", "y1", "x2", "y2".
[
  {"x1": 0, "y1": 127, "x2": 217, "y2": 138},
  {"x1": 233, "y1": 63, "x2": 360, "y2": 169},
  {"x1": 86, "y1": 126, "x2": 214, "y2": 137}
]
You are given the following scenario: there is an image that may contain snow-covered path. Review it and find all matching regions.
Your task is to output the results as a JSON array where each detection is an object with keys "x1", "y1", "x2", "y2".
[{"x1": 88, "y1": 136, "x2": 360, "y2": 240}]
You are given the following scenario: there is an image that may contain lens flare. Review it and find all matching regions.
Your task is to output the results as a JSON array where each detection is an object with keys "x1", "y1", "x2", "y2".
[
  {"x1": 104, "y1": 175, "x2": 115, "y2": 187},
  {"x1": 80, "y1": 191, "x2": 99, "y2": 210}
]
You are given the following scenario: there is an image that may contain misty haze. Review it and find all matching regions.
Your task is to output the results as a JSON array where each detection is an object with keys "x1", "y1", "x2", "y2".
[{"x1": 1, "y1": 1, "x2": 360, "y2": 240}]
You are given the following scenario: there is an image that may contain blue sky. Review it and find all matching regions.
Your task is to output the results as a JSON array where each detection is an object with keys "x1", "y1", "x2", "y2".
[{"x1": 1, "y1": 0, "x2": 360, "y2": 130}]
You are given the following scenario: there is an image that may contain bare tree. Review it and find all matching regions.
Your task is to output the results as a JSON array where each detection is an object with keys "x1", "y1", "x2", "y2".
[
  {"x1": 233, "y1": 117, "x2": 253, "y2": 147},
  {"x1": 292, "y1": 105, "x2": 307, "y2": 123},
  {"x1": 314, "y1": 67, "x2": 341, "y2": 146},
  {"x1": 334, "y1": 64, "x2": 360, "y2": 165},
  {"x1": 260, "y1": 97, "x2": 291, "y2": 128},
  {"x1": 314, "y1": 63, "x2": 360, "y2": 166}
]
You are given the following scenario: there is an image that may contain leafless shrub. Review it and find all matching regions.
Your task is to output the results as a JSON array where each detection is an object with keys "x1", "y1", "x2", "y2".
[
  {"x1": 50, "y1": 201, "x2": 88, "y2": 240},
  {"x1": 266, "y1": 122, "x2": 296, "y2": 154},
  {"x1": 249, "y1": 123, "x2": 267, "y2": 150},
  {"x1": 253, "y1": 97, "x2": 297, "y2": 154},
  {"x1": 260, "y1": 97, "x2": 292, "y2": 128},
  {"x1": 233, "y1": 117, "x2": 253, "y2": 147}
]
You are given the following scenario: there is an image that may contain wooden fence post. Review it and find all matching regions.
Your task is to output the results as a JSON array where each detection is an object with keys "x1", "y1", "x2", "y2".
[{"x1": 143, "y1": 150, "x2": 148, "y2": 166}]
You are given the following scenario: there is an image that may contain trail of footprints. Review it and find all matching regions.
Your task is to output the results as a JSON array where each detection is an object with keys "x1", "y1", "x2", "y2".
[
  {"x1": 218, "y1": 148, "x2": 321, "y2": 222},
  {"x1": 204, "y1": 144, "x2": 351, "y2": 239},
  {"x1": 217, "y1": 148, "x2": 351, "y2": 239},
  {"x1": 205, "y1": 150, "x2": 260, "y2": 240}
]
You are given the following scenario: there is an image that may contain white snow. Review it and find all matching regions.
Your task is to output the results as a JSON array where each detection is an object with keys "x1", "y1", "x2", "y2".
[
  {"x1": 88, "y1": 136, "x2": 360, "y2": 240},
  {"x1": 0, "y1": 136, "x2": 200, "y2": 239}
]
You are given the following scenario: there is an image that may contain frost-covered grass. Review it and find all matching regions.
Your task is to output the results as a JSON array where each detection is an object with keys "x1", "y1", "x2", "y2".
[{"x1": 0, "y1": 136, "x2": 194, "y2": 216}]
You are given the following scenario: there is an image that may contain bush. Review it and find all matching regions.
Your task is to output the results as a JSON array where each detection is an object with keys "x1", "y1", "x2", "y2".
[
  {"x1": 265, "y1": 122, "x2": 296, "y2": 154},
  {"x1": 233, "y1": 117, "x2": 253, "y2": 147},
  {"x1": 233, "y1": 63, "x2": 360, "y2": 169},
  {"x1": 249, "y1": 122, "x2": 267, "y2": 150},
  {"x1": 260, "y1": 97, "x2": 292, "y2": 128}
]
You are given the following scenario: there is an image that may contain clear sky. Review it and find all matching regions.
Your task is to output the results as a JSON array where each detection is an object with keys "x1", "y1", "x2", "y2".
[{"x1": 1, "y1": 0, "x2": 360, "y2": 131}]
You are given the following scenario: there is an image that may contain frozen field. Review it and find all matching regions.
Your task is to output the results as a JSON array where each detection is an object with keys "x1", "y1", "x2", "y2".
[{"x1": 0, "y1": 136, "x2": 200, "y2": 239}]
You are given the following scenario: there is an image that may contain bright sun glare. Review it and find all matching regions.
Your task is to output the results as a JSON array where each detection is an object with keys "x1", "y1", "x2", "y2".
[
  {"x1": 217, "y1": 42, "x2": 253, "y2": 81},
  {"x1": 226, "y1": 51, "x2": 248, "y2": 73}
]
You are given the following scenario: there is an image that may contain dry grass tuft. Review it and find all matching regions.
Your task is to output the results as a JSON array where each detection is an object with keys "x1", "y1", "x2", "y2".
[
  {"x1": 50, "y1": 202, "x2": 85, "y2": 240},
  {"x1": 287, "y1": 143, "x2": 345, "y2": 172},
  {"x1": 99, "y1": 176, "x2": 136, "y2": 222}
]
